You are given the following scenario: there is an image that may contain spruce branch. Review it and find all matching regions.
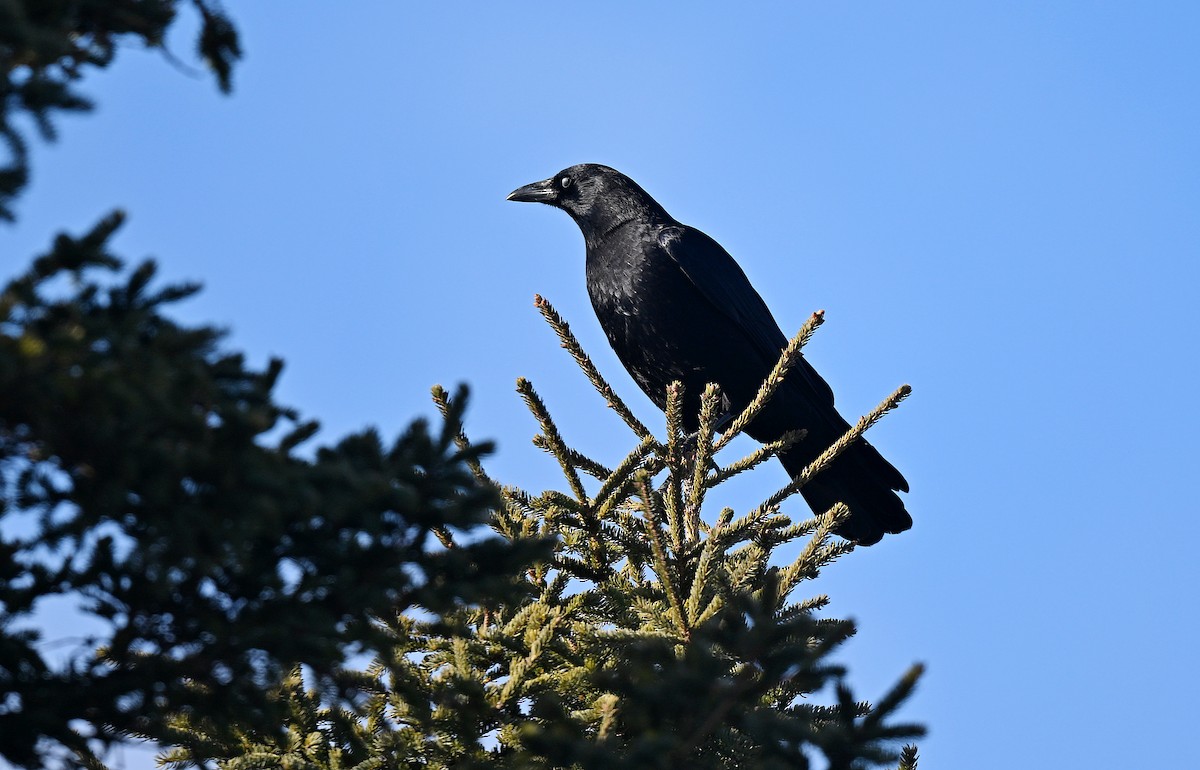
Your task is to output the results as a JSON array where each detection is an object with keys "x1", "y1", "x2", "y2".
[
  {"x1": 770, "y1": 512, "x2": 825, "y2": 546},
  {"x1": 592, "y1": 435, "x2": 657, "y2": 520},
  {"x1": 755, "y1": 383, "x2": 912, "y2": 516},
  {"x1": 534, "y1": 294, "x2": 658, "y2": 444},
  {"x1": 779, "y1": 594, "x2": 832, "y2": 622},
  {"x1": 596, "y1": 693, "x2": 619, "y2": 740},
  {"x1": 707, "y1": 428, "x2": 806, "y2": 487},
  {"x1": 779, "y1": 504, "x2": 852, "y2": 596},
  {"x1": 712, "y1": 502, "x2": 782, "y2": 552},
  {"x1": 431, "y1": 383, "x2": 493, "y2": 486},
  {"x1": 495, "y1": 605, "x2": 568, "y2": 708},
  {"x1": 430, "y1": 385, "x2": 578, "y2": 575},
  {"x1": 725, "y1": 541, "x2": 770, "y2": 593},
  {"x1": 685, "y1": 383, "x2": 723, "y2": 539},
  {"x1": 517, "y1": 377, "x2": 589, "y2": 503},
  {"x1": 684, "y1": 528, "x2": 725, "y2": 625},
  {"x1": 532, "y1": 433, "x2": 612, "y2": 479},
  {"x1": 711, "y1": 309, "x2": 826, "y2": 455},
  {"x1": 864, "y1": 663, "x2": 926, "y2": 731},
  {"x1": 663, "y1": 381, "x2": 687, "y2": 550},
  {"x1": 429, "y1": 382, "x2": 497, "y2": 547},
  {"x1": 531, "y1": 489, "x2": 586, "y2": 516},
  {"x1": 635, "y1": 471, "x2": 689, "y2": 639}
]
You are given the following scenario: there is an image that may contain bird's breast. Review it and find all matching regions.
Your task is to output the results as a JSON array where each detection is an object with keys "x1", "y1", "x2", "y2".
[{"x1": 584, "y1": 234, "x2": 720, "y2": 408}]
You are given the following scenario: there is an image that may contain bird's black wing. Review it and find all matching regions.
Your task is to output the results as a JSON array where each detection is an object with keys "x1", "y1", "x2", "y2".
[
  {"x1": 657, "y1": 225, "x2": 836, "y2": 405},
  {"x1": 659, "y1": 225, "x2": 910, "y2": 497}
]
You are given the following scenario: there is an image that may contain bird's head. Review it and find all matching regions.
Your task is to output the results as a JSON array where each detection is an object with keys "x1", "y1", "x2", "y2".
[{"x1": 507, "y1": 164, "x2": 670, "y2": 243}]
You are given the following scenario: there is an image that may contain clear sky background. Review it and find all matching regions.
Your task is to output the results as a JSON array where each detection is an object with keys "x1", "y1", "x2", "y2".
[{"x1": 5, "y1": 4, "x2": 1199, "y2": 768}]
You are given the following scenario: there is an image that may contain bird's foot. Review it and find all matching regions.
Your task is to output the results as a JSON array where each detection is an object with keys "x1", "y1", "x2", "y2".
[{"x1": 677, "y1": 409, "x2": 734, "y2": 472}]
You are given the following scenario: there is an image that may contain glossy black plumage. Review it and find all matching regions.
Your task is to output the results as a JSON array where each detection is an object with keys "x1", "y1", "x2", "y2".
[{"x1": 508, "y1": 164, "x2": 911, "y2": 545}]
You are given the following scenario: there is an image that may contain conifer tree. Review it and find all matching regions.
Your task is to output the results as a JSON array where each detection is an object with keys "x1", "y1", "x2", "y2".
[
  {"x1": 0, "y1": 216, "x2": 546, "y2": 769},
  {"x1": 0, "y1": 0, "x2": 241, "y2": 221},
  {"x1": 157, "y1": 296, "x2": 925, "y2": 769}
]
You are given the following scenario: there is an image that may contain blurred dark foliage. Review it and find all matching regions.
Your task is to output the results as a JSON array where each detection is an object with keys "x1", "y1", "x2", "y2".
[
  {"x1": 0, "y1": 0, "x2": 242, "y2": 221},
  {"x1": 0, "y1": 212, "x2": 547, "y2": 768}
]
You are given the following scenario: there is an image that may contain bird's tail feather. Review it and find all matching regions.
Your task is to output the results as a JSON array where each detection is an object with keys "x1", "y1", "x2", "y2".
[{"x1": 779, "y1": 439, "x2": 912, "y2": 546}]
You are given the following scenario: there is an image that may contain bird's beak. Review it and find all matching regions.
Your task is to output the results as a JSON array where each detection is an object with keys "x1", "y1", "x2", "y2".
[{"x1": 507, "y1": 177, "x2": 557, "y2": 204}]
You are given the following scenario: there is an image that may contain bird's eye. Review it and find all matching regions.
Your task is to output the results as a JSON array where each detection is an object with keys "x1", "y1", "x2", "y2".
[{"x1": 559, "y1": 176, "x2": 572, "y2": 189}]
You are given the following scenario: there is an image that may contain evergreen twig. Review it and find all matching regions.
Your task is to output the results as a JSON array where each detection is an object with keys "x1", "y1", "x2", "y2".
[
  {"x1": 431, "y1": 384, "x2": 490, "y2": 482},
  {"x1": 754, "y1": 383, "x2": 912, "y2": 515},
  {"x1": 707, "y1": 428, "x2": 806, "y2": 487},
  {"x1": 534, "y1": 294, "x2": 657, "y2": 444},
  {"x1": 685, "y1": 383, "x2": 722, "y2": 540},
  {"x1": 664, "y1": 381, "x2": 687, "y2": 550},
  {"x1": 593, "y1": 435, "x2": 657, "y2": 519},
  {"x1": 898, "y1": 744, "x2": 920, "y2": 770},
  {"x1": 711, "y1": 309, "x2": 826, "y2": 455},
  {"x1": 532, "y1": 434, "x2": 612, "y2": 479},
  {"x1": 636, "y1": 471, "x2": 689, "y2": 639},
  {"x1": 517, "y1": 377, "x2": 589, "y2": 503}
]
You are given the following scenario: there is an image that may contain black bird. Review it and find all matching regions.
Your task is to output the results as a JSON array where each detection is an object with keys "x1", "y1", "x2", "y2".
[{"x1": 508, "y1": 164, "x2": 910, "y2": 545}]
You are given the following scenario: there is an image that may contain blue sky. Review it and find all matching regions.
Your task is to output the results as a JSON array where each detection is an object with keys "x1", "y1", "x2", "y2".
[{"x1": 6, "y1": 4, "x2": 1200, "y2": 767}]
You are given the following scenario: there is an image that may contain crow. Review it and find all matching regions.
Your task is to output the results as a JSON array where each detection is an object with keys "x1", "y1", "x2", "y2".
[{"x1": 508, "y1": 164, "x2": 910, "y2": 545}]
